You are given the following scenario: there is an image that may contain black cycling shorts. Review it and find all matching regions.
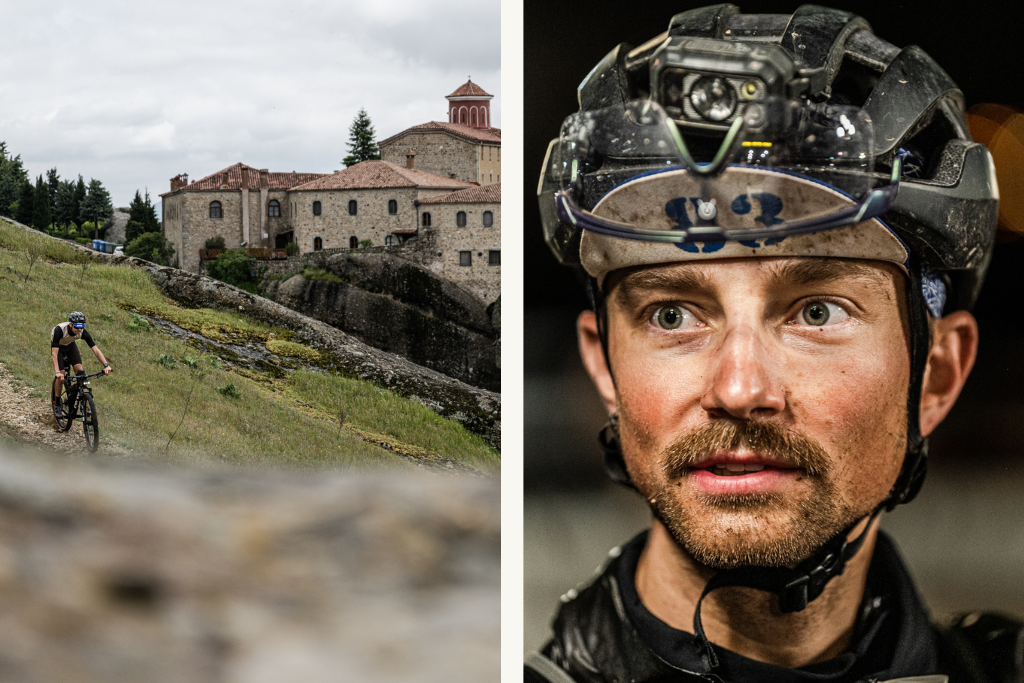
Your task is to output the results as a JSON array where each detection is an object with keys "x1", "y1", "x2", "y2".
[{"x1": 56, "y1": 343, "x2": 83, "y2": 371}]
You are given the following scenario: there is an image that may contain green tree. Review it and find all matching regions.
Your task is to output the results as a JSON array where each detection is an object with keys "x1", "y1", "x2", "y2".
[
  {"x1": 126, "y1": 188, "x2": 161, "y2": 240},
  {"x1": 54, "y1": 179, "x2": 78, "y2": 235},
  {"x1": 72, "y1": 175, "x2": 86, "y2": 232},
  {"x1": 125, "y1": 220, "x2": 146, "y2": 244},
  {"x1": 32, "y1": 174, "x2": 52, "y2": 231},
  {"x1": 79, "y1": 178, "x2": 113, "y2": 239},
  {"x1": 207, "y1": 249, "x2": 257, "y2": 292},
  {"x1": 0, "y1": 142, "x2": 29, "y2": 219},
  {"x1": 46, "y1": 167, "x2": 59, "y2": 221},
  {"x1": 125, "y1": 232, "x2": 175, "y2": 266},
  {"x1": 15, "y1": 179, "x2": 34, "y2": 226},
  {"x1": 341, "y1": 108, "x2": 381, "y2": 167}
]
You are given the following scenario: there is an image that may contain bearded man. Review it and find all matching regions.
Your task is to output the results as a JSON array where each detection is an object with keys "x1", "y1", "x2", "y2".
[{"x1": 526, "y1": 4, "x2": 1022, "y2": 681}]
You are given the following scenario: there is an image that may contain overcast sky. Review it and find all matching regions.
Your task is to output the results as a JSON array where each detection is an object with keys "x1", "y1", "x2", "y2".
[{"x1": 0, "y1": 0, "x2": 500, "y2": 212}]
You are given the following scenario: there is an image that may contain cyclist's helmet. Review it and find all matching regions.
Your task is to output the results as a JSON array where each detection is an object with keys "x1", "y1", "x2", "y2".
[{"x1": 68, "y1": 312, "x2": 86, "y2": 329}]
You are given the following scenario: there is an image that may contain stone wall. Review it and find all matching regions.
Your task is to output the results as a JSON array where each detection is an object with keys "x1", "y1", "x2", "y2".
[
  {"x1": 292, "y1": 187, "x2": 419, "y2": 253},
  {"x1": 164, "y1": 190, "x2": 293, "y2": 273},
  {"x1": 0, "y1": 446, "x2": 498, "y2": 683},
  {"x1": 380, "y1": 132, "x2": 480, "y2": 184},
  {"x1": 478, "y1": 144, "x2": 501, "y2": 185},
  {"x1": 418, "y1": 202, "x2": 501, "y2": 304}
]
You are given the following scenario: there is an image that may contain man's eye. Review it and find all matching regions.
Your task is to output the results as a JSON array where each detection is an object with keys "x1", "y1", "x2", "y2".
[
  {"x1": 799, "y1": 301, "x2": 849, "y2": 327},
  {"x1": 652, "y1": 305, "x2": 697, "y2": 330}
]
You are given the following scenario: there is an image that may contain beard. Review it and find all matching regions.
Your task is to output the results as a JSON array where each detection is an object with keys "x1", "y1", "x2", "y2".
[{"x1": 634, "y1": 420, "x2": 869, "y2": 570}]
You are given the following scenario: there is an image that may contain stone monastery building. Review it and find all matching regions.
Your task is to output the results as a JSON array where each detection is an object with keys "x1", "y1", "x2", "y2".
[{"x1": 160, "y1": 80, "x2": 500, "y2": 303}]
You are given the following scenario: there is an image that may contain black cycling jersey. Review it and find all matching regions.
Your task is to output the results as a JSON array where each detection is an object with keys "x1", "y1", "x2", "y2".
[
  {"x1": 51, "y1": 323, "x2": 95, "y2": 349},
  {"x1": 528, "y1": 530, "x2": 1024, "y2": 683}
]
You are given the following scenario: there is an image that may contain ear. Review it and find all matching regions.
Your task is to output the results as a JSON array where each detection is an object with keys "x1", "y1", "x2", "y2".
[
  {"x1": 919, "y1": 310, "x2": 978, "y2": 437},
  {"x1": 578, "y1": 310, "x2": 618, "y2": 415}
]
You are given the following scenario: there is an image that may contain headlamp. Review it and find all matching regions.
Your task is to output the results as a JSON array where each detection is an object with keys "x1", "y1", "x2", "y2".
[{"x1": 651, "y1": 37, "x2": 797, "y2": 131}]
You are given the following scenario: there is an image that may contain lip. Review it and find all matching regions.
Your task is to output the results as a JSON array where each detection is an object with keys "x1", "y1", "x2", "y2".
[{"x1": 685, "y1": 449, "x2": 806, "y2": 496}]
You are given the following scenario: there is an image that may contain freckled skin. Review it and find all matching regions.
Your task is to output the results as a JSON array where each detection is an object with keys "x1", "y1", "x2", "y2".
[
  {"x1": 609, "y1": 258, "x2": 909, "y2": 557},
  {"x1": 577, "y1": 256, "x2": 978, "y2": 667}
]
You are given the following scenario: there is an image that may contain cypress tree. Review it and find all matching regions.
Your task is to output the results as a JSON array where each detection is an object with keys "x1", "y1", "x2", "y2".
[
  {"x1": 46, "y1": 167, "x2": 59, "y2": 220},
  {"x1": 55, "y1": 179, "x2": 77, "y2": 236},
  {"x1": 79, "y1": 178, "x2": 113, "y2": 239},
  {"x1": 341, "y1": 108, "x2": 381, "y2": 167},
  {"x1": 0, "y1": 142, "x2": 29, "y2": 219},
  {"x1": 15, "y1": 179, "x2": 34, "y2": 226},
  {"x1": 143, "y1": 189, "x2": 160, "y2": 232},
  {"x1": 32, "y1": 175, "x2": 51, "y2": 231},
  {"x1": 72, "y1": 175, "x2": 86, "y2": 231}
]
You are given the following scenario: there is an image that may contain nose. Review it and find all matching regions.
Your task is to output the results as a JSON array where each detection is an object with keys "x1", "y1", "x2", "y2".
[{"x1": 700, "y1": 324, "x2": 786, "y2": 420}]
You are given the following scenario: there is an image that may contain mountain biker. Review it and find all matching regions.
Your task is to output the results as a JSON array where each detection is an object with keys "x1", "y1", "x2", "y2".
[
  {"x1": 528, "y1": 4, "x2": 1021, "y2": 681},
  {"x1": 52, "y1": 311, "x2": 111, "y2": 418}
]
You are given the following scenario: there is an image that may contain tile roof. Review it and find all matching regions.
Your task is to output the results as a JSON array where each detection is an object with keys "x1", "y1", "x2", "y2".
[
  {"x1": 447, "y1": 80, "x2": 493, "y2": 98},
  {"x1": 419, "y1": 183, "x2": 500, "y2": 204},
  {"x1": 288, "y1": 160, "x2": 473, "y2": 191},
  {"x1": 161, "y1": 162, "x2": 328, "y2": 196},
  {"x1": 378, "y1": 121, "x2": 501, "y2": 146}
]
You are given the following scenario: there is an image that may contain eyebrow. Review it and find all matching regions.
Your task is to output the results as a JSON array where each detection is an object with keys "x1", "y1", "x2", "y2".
[
  {"x1": 610, "y1": 258, "x2": 896, "y2": 306},
  {"x1": 765, "y1": 259, "x2": 895, "y2": 291},
  {"x1": 612, "y1": 267, "x2": 713, "y2": 307}
]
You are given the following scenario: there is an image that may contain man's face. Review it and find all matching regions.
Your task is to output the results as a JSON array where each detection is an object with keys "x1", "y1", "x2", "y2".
[{"x1": 601, "y1": 257, "x2": 910, "y2": 569}]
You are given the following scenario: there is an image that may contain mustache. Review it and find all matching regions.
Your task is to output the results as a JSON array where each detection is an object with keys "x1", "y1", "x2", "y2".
[{"x1": 661, "y1": 420, "x2": 831, "y2": 480}]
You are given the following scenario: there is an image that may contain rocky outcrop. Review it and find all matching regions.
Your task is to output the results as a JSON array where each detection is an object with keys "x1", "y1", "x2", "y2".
[
  {"x1": 0, "y1": 446, "x2": 498, "y2": 683},
  {"x1": 266, "y1": 273, "x2": 499, "y2": 391},
  {"x1": 105, "y1": 207, "x2": 130, "y2": 244},
  {"x1": 127, "y1": 256, "x2": 501, "y2": 449}
]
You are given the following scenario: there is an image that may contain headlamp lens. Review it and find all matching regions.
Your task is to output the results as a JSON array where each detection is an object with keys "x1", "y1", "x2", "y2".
[{"x1": 690, "y1": 76, "x2": 736, "y2": 122}]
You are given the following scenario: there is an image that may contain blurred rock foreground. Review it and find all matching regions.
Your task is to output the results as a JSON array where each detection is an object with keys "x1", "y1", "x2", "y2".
[{"x1": 0, "y1": 446, "x2": 499, "y2": 682}]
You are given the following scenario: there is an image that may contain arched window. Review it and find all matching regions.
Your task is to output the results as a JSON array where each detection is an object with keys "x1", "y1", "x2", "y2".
[
  {"x1": 209, "y1": 201, "x2": 222, "y2": 219},
  {"x1": 313, "y1": 200, "x2": 322, "y2": 216},
  {"x1": 313, "y1": 236, "x2": 323, "y2": 251},
  {"x1": 348, "y1": 200, "x2": 357, "y2": 216},
  {"x1": 460, "y1": 109, "x2": 466, "y2": 124},
  {"x1": 268, "y1": 199, "x2": 280, "y2": 217},
  {"x1": 472, "y1": 109, "x2": 477, "y2": 127},
  {"x1": 456, "y1": 211, "x2": 467, "y2": 227},
  {"x1": 385, "y1": 235, "x2": 395, "y2": 246},
  {"x1": 482, "y1": 211, "x2": 493, "y2": 227},
  {"x1": 349, "y1": 236, "x2": 358, "y2": 249},
  {"x1": 388, "y1": 199, "x2": 398, "y2": 215},
  {"x1": 422, "y1": 212, "x2": 432, "y2": 227}
]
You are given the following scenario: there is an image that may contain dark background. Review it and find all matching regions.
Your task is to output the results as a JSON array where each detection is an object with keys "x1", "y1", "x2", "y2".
[{"x1": 524, "y1": 0, "x2": 1024, "y2": 652}]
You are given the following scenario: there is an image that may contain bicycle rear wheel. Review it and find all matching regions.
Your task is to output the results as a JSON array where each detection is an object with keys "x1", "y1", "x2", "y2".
[
  {"x1": 51, "y1": 377, "x2": 72, "y2": 432},
  {"x1": 82, "y1": 394, "x2": 99, "y2": 452}
]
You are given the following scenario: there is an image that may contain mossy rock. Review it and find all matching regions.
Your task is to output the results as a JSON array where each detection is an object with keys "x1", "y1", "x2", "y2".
[{"x1": 266, "y1": 339, "x2": 321, "y2": 363}]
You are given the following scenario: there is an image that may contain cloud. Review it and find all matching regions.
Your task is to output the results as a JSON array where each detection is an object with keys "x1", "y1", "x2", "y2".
[{"x1": 1, "y1": 0, "x2": 500, "y2": 208}]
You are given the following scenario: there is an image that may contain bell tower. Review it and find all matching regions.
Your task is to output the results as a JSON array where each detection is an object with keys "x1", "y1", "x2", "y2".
[{"x1": 446, "y1": 78, "x2": 493, "y2": 129}]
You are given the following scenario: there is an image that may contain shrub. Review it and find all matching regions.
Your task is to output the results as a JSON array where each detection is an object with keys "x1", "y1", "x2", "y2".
[
  {"x1": 285, "y1": 242, "x2": 299, "y2": 256},
  {"x1": 181, "y1": 355, "x2": 199, "y2": 368},
  {"x1": 358, "y1": 239, "x2": 372, "y2": 248},
  {"x1": 156, "y1": 354, "x2": 177, "y2": 369},
  {"x1": 217, "y1": 383, "x2": 241, "y2": 399},
  {"x1": 205, "y1": 236, "x2": 226, "y2": 250},
  {"x1": 207, "y1": 249, "x2": 257, "y2": 292},
  {"x1": 126, "y1": 313, "x2": 152, "y2": 331},
  {"x1": 300, "y1": 266, "x2": 344, "y2": 283},
  {"x1": 125, "y1": 232, "x2": 175, "y2": 266},
  {"x1": 75, "y1": 237, "x2": 90, "y2": 245}
]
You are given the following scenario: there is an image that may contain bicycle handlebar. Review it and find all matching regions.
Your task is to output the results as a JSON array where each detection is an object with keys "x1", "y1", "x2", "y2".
[{"x1": 66, "y1": 371, "x2": 107, "y2": 382}]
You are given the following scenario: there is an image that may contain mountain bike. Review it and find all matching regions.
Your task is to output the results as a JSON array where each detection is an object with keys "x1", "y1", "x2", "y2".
[{"x1": 51, "y1": 369, "x2": 105, "y2": 452}]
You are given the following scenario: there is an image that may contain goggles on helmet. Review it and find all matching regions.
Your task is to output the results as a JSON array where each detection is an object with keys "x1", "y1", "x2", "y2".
[{"x1": 541, "y1": 97, "x2": 907, "y2": 261}]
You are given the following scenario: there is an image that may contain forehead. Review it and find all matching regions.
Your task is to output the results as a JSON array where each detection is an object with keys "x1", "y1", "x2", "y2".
[{"x1": 607, "y1": 257, "x2": 904, "y2": 301}]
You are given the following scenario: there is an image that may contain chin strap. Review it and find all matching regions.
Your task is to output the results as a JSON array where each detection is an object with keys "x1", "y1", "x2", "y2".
[{"x1": 691, "y1": 505, "x2": 885, "y2": 669}]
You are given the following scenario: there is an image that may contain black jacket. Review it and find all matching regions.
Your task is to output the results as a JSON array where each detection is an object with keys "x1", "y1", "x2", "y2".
[{"x1": 527, "y1": 531, "x2": 1023, "y2": 683}]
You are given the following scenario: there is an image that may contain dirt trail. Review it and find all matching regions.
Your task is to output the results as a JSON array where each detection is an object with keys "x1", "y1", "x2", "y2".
[{"x1": 0, "y1": 362, "x2": 129, "y2": 456}]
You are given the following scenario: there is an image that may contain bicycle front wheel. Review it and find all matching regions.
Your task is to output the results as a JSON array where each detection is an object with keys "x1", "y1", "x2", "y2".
[
  {"x1": 51, "y1": 377, "x2": 72, "y2": 432},
  {"x1": 82, "y1": 394, "x2": 99, "y2": 452}
]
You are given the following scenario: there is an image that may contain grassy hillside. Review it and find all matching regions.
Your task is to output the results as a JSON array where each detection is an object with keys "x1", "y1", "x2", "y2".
[{"x1": 0, "y1": 219, "x2": 498, "y2": 472}]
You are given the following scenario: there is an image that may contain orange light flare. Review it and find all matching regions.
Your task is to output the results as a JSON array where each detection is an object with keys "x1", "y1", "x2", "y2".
[{"x1": 966, "y1": 103, "x2": 1024, "y2": 241}]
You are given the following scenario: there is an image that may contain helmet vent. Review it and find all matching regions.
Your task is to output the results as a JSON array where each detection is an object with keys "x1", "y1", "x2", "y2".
[{"x1": 830, "y1": 55, "x2": 880, "y2": 108}]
